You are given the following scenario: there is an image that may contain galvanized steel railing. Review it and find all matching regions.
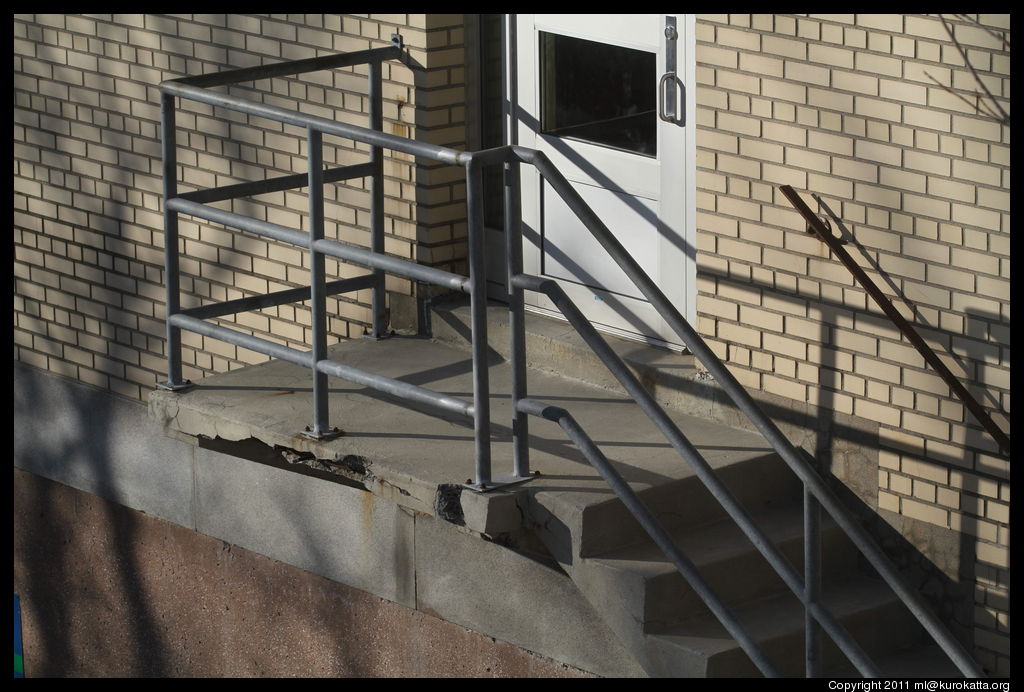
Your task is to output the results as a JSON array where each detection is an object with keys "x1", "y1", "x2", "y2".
[{"x1": 157, "y1": 40, "x2": 983, "y2": 678}]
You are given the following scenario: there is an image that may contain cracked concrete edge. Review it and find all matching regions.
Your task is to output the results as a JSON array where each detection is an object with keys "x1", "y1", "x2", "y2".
[{"x1": 150, "y1": 386, "x2": 528, "y2": 537}]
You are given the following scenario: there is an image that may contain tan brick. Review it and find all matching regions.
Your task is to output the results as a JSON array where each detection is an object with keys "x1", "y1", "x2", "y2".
[
  {"x1": 717, "y1": 111, "x2": 762, "y2": 137},
  {"x1": 763, "y1": 373, "x2": 806, "y2": 401},
  {"x1": 951, "y1": 114, "x2": 1004, "y2": 143},
  {"x1": 927, "y1": 265, "x2": 975, "y2": 292},
  {"x1": 698, "y1": 44, "x2": 740, "y2": 70},
  {"x1": 951, "y1": 203, "x2": 1001, "y2": 232},
  {"x1": 976, "y1": 542, "x2": 1010, "y2": 569},
  {"x1": 878, "y1": 490, "x2": 900, "y2": 512},
  {"x1": 976, "y1": 187, "x2": 1009, "y2": 212},
  {"x1": 699, "y1": 296, "x2": 739, "y2": 321},
  {"x1": 878, "y1": 166, "x2": 926, "y2": 193},
  {"x1": 806, "y1": 130, "x2": 853, "y2": 157},
  {"x1": 718, "y1": 321, "x2": 761, "y2": 348},
  {"x1": 905, "y1": 150, "x2": 950, "y2": 177},
  {"x1": 853, "y1": 182, "x2": 900, "y2": 210},
  {"x1": 762, "y1": 332, "x2": 806, "y2": 360},
  {"x1": 913, "y1": 479, "x2": 937, "y2": 503},
  {"x1": 783, "y1": 60, "x2": 830, "y2": 87},
  {"x1": 762, "y1": 34, "x2": 806, "y2": 60},
  {"x1": 830, "y1": 327, "x2": 877, "y2": 356},
  {"x1": 936, "y1": 487, "x2": 960, "y2": 510},
  {"x1": 762, "y1": 162, "x2": 807, "y2": 188},
  {"x1": 739, "y1": 305, "x2": 784, "y2": 332},
  {"x1": 856, "y1": 14, "x2": 904, "y2": 32},
  {"x1": 902, "y1": 410, "x2": 950, "y2": 439},
  {"x1": 854, "y1": 397, "x2": 894, "y2": 425},
  {"x1": 903, "y1": 103, "x2": 953, "y2": 131},
  {"x1": 717, "y1": 153, "x2": 762, "y2": 179},
  {"x1": 901, "y1": 497, "x2": 948, "y2": 527},
  {"x1": 716, "y1": 196, "x2": 761, "y2": 222}
]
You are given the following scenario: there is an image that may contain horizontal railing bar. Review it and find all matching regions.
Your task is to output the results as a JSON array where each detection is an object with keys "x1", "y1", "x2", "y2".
[
  {"x1": 516, "y1": 397, "x2": 781, "y2": 678},
  {"x1": 167, "y1": 44, "x2": 403, "y2": 89},
  {"x1": 316, "y1": 359, "x2": 474, "y2": 419},
  {"x1": 177, "y1": 162, "x2": 375, "y2": 205},
  {"x1": 168, "y1": 197, "x2": 309, "y2": 246},
  {"x1": 169, "y1": 198, "x2": 472, "y2": 293},
  {"x1": 514, "y1": 272, "x2": 879, "y2": 678},
  {"x1": 311, "y1": 238, "x2": 471, "y2": 293},
  {"x1": 782, "y1": 185, "x2": 1009, "y2": 457},
  {"x1": 169, "y1": 313, "x2": 312, "y2": 368},
  {"x1": 178, "y1": 274, "x2": 377, "y2": 321},
  {"x1": 168, "y1": 207, "x2": 474, "y2": 344},
  {"x1": 161, "y1": 80, "x2": 466, "y2": 165},
  {"x1": 168, "y1": 314, "x2": 474, "y2": 419},
  {"x1": 519, "y1": 148, "x2": 983, "y2": 678}
]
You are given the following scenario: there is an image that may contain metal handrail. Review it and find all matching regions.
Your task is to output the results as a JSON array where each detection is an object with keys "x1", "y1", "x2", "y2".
[
  {"x1": 779, "y1": 185, "x2": 1010, "y2": 456},
  {"x1": 156, "y1": 43, "x2": 983, "y2": 677},
  {"x1": 510, "y1": 149, "x2": 983, "y2": 678}
]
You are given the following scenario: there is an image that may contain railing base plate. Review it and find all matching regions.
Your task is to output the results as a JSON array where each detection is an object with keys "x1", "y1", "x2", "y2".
[
  {"x1": 157, "y1": 380, "x2": 195, "y2": 392},
  {"x1": 299, "y1": 427, "x2": 345, "y2": 441},
  {"x1": 463, "y1": 472, "x2": 536, "y2": 493}
]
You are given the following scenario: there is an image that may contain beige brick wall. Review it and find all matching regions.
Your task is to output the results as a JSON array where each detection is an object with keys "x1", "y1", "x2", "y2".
[
  {"x1": 14, "y1": 13, "x2": 469, "y2": 398},
  {"x1": 695, "y1": 13, "x2": 1009, "y2": 675}
]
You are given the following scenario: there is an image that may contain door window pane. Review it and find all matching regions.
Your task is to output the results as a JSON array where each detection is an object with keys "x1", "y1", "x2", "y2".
[{"x1": 539, "y1": 31, "x2": 656, "y2": 157}]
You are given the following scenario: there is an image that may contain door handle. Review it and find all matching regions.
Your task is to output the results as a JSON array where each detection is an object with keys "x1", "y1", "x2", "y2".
[{"x1": 658, "y1": 16, "x2": 684, "y2": 126}]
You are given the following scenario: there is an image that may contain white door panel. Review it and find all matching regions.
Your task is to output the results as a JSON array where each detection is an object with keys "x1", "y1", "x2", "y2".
[
  {"x1": 542, "y1": 180, "x2": 658, "y2": 301},
  {"x1": 515, "y1": 13, "x2": 695, "y2": 349}
]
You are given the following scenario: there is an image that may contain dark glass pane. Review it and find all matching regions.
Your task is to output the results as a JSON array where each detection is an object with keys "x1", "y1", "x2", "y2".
[{"x1": 540, "y1": 31, "x2": 656, "y2": 157}]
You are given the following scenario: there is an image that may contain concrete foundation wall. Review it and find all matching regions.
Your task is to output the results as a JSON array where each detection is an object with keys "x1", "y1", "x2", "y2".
[
  {"x1": 13, "y1": 362, "x2": 643, "y2": 677},
  {"x1": 13, "y1": 468, "x2": 593, "y2": 677}
]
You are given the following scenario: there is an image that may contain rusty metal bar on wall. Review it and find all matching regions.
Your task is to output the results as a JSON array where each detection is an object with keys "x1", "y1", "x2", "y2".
[{"x1": 779, "y1": 185, "x2": 1010, "y2": 456}]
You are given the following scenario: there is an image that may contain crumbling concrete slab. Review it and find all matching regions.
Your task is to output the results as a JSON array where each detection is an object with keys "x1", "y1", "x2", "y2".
[{"x1": 148, "y1": 333, "x2": 777, "y2": 542}]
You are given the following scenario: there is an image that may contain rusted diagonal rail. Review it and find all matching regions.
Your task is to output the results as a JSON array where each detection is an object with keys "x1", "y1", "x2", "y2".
[{"x1": 779, "y1": 185, "x2": 1009, "y2": 456}]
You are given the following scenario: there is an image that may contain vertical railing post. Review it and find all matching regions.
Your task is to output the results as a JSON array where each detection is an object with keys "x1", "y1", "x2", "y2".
[
  {"x1": 504, "y1": 158, "x2": 530, "y2": 478},
  {"x1": 368, "y1": 58, "x2": 387, "y2": 338},
  {"x1": 466, "y1": 158, "x2": 492, "y2": 487},
  {"x1": 805, "y1": 483, "x2": 822, "y2": 677},
  {"x1": 158, "y1": 91, "x2": 190, "y2": 391},
  {"x1": 304, "y1": 127, "x2": 338, "y2": 439}
]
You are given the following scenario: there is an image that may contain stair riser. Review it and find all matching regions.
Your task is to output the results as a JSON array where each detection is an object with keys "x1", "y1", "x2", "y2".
[
  {"x1": 643, "y1": 526, "x2": 858, "y2": 628},
  {"x1": 579, "y1": 453, "x2": 802, "y2": 557}
]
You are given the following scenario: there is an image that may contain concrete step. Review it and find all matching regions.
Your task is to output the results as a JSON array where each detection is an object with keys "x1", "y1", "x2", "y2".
[
  {"x1": 588, "y1": 503, "x2": 858, "y2": 631},
  {"x1": 825, "y1": 643, "x2": 965, "y2": 678},
  {"x1": 463, "y1": 303, "x2": 950, "y2": 677},
  {"x1": 644, "y1": 575, "x2": 923, "y2": 677}
]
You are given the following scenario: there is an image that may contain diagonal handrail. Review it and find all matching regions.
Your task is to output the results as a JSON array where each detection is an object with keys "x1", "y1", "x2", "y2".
[
  {"x1": 779, "y1": 185, "x2": 1010, "y2": 456},
  {"x1": 516, "y1": 396, "x2": 783, "y2": 677},
  {"x1": 513, "y1": 273, "x2": 879, "y2": 676}
]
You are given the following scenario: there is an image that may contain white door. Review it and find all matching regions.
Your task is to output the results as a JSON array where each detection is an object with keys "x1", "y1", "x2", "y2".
[{"x1": 515, "y1": 14, "x2": 695, "y2": 349}]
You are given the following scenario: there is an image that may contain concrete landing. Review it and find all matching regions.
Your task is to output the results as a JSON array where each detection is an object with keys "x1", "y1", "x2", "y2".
[{"x1": 149, "y1": 330, "x2": 775, "y2": 539}]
